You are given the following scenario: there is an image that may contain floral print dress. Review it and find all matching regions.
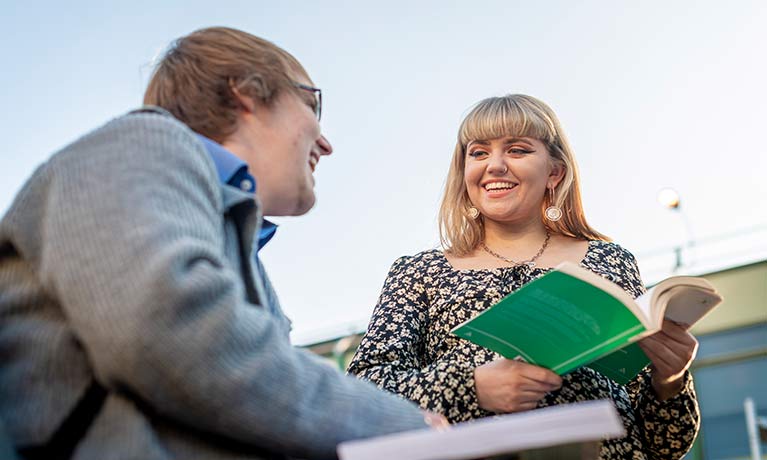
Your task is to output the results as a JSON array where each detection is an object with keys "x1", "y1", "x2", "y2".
[{"x1": 348, "y1": 241, "x2": 699, "y2": 460}]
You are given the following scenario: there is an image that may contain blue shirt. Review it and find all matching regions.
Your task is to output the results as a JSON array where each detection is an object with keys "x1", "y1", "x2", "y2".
[{"x1": 196, "y1": 134, "x2": 277, "y2": 250}]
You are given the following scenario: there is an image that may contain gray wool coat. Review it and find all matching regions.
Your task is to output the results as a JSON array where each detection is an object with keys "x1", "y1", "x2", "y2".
[{"x1": 0, "y1": 108, "x2": 426, "y2": 459}]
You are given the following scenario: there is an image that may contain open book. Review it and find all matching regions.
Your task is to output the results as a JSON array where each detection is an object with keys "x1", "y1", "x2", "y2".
[
  {"x1": 451, "y1": 261, "x2": 723, "y2": 384},
  {"x1": 337, "y1": 399, "x2": 624, "y2": 460}
]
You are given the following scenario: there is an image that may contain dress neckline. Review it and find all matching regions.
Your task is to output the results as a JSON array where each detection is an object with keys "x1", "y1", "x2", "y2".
[{"x1": 436, "y1": 240, "x2": 599, "y2": 275}]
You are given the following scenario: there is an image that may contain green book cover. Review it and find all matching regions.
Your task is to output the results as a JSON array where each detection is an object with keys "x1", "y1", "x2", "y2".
[
  {"x1": 588, "y1": 342, "x2": 649, "y2": 384},
  {"x1": 451, "y1": 269, "x2": 649, "y2": 379}
]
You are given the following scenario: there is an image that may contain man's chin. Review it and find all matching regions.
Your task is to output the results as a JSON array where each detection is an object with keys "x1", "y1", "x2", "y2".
[
  {"x1": 293, "y1": 194, "x2": 316, "y2": 216},
  {"x1": 284, "y1": 194, "x2": 316, "y2": 217},
  {"x1": 262, "y1": 190, "x2": 316, "y2": 217}
]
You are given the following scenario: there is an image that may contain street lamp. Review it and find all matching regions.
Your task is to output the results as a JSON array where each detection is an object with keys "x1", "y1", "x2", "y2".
[
  {"x1": 657, "y1": 188, "x2": 680, "y2": 209},
  {"x1": 657, "y1": 187, "x2": 694, "y2": 272}
]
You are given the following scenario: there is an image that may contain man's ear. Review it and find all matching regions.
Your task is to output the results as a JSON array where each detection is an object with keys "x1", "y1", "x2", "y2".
[
  {"x1": 229, "y1": 80, "x2": 257, "y2": 114},
  {"x1": 548, "y1": 161, "x2": 566, "y2": 189}
]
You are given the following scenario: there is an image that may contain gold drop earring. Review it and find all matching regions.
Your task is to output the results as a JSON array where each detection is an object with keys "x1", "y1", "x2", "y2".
[{"x1": 545, "y1": 187, "x2": 563, "y2": 222}]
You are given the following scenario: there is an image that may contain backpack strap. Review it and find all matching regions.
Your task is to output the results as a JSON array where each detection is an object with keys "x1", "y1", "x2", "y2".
[{"x1": 18, "y1": 382, "x2": 107, "y2": 460}]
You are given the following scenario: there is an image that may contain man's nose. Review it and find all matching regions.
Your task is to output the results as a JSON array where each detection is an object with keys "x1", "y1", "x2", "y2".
[{"x1": 317, "y1": 135, "x2": 333, "y2": 156}]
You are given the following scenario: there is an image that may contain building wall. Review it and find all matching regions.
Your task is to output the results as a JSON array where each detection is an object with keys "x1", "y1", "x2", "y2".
[
  {"x1": 688, "y1": 323, "x2": 767, "y2": 459},
  {"x1": 686, "y1": 260, "x2": 767, "y2": 459},
  {"x1": 692, "y1": 260, "x2": 767, "y2": 335}
]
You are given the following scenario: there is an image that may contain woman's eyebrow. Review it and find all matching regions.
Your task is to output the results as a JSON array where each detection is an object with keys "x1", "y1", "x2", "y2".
[
  {"x1": 502, "y1": 137, "x2": 534, "y2": 147},
  {"x1": 466, "y1": 140, "x2": 490, "y2": 149}
]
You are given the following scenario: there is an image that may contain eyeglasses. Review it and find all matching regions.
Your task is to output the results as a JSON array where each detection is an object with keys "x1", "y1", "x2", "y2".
[{"x1": 293, "y1": 82, "x2": 322, "y2": 121}]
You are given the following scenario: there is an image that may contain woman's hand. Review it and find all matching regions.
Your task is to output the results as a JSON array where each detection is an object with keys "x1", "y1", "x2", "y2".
[
  {"x1": 474, "y1": 358, "x2": 562, "y2": 413},
  {"x1": 637, "y1": 320, "x2": 699, "y2": 401}
]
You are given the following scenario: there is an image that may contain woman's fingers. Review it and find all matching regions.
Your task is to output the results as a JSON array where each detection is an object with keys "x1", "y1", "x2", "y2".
[
  {"x1": 638, "y1": 335, "x2": 678, "y2": 375},
  {"x1": 639, "y1": 320, "x2": 699, "y2": 400},
  {"x1": 659, "y1": 320, "x2": 698, "y2": 348},
  {"x1": 474, "y1": 359, "x2": 560, "y2": 413},
  {"x1": 512, "y1": 361, "x2": 563, "y2": 389},
  {"x1": 642, "y1": 329, "x2": 697, "y2": 370}
]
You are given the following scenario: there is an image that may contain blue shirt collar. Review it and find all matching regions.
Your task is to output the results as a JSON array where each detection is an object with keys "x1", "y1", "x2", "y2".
[
  {"x1": 196, "y1": 134, "x2": 249, "y2": 186},
  {"x1": 195, "y1": 134, "x2": 277, "y2": 250}
]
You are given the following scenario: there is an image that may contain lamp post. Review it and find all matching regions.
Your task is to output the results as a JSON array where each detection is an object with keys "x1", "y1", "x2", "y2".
[
  {"x1": 744, "y1": 397, "x2": 767, "y2": 460},
  {"x1": 657, "y1": 188, "x2": 695, "y2": 272}
]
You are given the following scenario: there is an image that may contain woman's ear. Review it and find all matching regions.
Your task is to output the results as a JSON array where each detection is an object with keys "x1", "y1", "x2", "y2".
[{"x1": 548, "y1": 161, "x2": 566, "y2": 189}]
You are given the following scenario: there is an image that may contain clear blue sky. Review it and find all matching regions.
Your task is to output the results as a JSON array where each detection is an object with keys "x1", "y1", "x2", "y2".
[{"x1": 2, "y1": 1, "x2": 766, "y2": 344}]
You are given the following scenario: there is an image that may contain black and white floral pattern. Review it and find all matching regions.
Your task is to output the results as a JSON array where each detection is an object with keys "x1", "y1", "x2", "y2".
[{"x1": 348, "y1": 241, "x2": 700, "y2": 460}]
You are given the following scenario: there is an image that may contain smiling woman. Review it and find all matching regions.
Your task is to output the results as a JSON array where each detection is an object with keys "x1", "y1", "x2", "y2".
[
  {"x1": 348, "y1": 94, "x2": 703, "y2": 460},
  {"x1": 441, "y1": 94, "x2": 607, "y2": 258},
  {"x1": 464, "y1": 136, "x2": 558, "y2": 234}
]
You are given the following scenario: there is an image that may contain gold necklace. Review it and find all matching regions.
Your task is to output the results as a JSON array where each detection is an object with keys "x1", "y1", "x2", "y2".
[{"x1": 481, "y1": 231, "x2": 551, "y2": 268}]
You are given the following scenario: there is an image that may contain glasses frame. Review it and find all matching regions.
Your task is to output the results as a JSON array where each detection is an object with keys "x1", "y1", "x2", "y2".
[{"x1": 293, "y1": 82, "x2": 322, "y2": 121}]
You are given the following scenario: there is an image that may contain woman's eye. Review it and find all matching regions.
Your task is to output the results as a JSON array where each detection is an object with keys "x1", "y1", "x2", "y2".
[
  {"x1": 468, "y1": 150, "x2": 488, "y2": 158},
  {"x1": 508, "y1": 148, "x2": 534, "y2": 155}
]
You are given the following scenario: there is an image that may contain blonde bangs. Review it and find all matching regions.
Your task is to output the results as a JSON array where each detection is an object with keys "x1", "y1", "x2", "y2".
[{"x1": 458, "y1": 96, "x2": 558, "y2": 148}]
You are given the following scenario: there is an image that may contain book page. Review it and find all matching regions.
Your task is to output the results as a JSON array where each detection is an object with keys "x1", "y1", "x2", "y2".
[
  {"x1": 637, "y1": 276, "x2": 721, "y2": 330},
  {"x1": 337, "y1": 400, "x2": 625, "y2": 460},
  {"x1": 661, "y1": 285, "x2": 723, "y2": 326},
  {"x1": 643, "y1": 277, "x2": 722, "y2": 328},
  {"x1": 633, "y1": 287, "x2": 657, "y2": 329}
]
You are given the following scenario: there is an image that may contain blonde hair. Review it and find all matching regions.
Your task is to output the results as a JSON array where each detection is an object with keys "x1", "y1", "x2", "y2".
[{"x1": 439, "y1": 94, "x2": 609, "y2": 256}]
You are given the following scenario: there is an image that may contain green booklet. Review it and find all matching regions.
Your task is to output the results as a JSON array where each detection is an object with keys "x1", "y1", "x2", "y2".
[{"x1": 451, "y1": 262, "x2": 723, "y2": 384}]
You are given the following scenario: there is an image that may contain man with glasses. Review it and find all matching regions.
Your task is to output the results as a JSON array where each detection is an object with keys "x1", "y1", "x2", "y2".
[{"x1": 0, "y1": 27, "x2": 444, "y2": 460}]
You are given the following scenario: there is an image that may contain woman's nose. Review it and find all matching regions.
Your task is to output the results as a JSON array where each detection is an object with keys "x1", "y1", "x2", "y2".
[{"x1": 486, "y1": 154, "x2": 508, "y2": 174}]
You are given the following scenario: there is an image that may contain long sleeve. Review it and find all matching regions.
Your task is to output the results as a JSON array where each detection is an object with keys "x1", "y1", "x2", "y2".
[
  {"x1": 608, "y1": 247, "x2": 701, "y2": 459},
  {"x1": 35, "y1": 112, "x2": 426, "y2": 459},
  {"x1": 627, "y1": 370, "x2": 700, "y2": 459},
  {"x1": 348, "y1": 256, "x2": 484, "y2": 423}
]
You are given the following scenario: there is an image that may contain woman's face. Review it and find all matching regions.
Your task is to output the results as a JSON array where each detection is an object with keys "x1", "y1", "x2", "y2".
[{"x1": 464, "y1": 136, "x2": 558, "y2": 225}]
